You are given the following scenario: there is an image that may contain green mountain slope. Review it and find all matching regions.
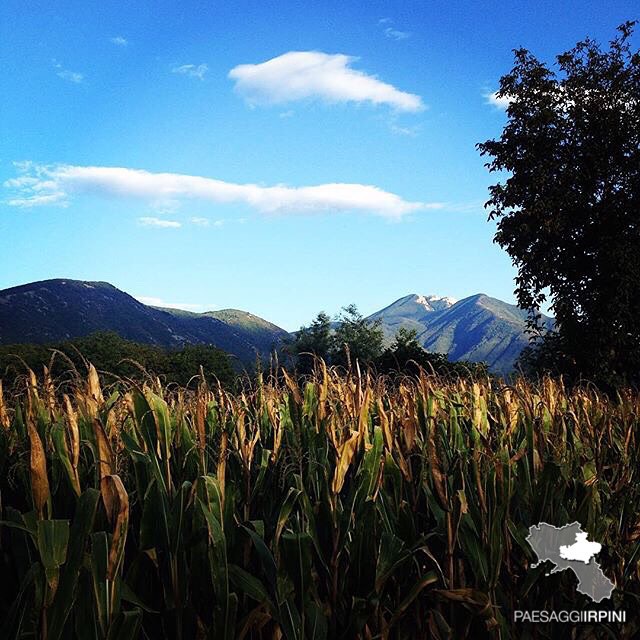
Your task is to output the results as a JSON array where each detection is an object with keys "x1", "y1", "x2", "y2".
[
  {"x1": 0, "y1": 279, "x2": 288, "y2": 365},
  {"x1": 158, "y1": 307, "x2": 289, "y2": 356}
]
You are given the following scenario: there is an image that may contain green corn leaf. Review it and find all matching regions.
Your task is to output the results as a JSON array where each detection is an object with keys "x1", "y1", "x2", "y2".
[
  {"x1": 389, "y1": 571, "x2": 438, "y2": 628},
  {"x1": 119, "y1": 581, "x2": 159, "y2": 614},
  {"x1": 74, "y1": 568, "x2": 99, "y2": 640},
  {"x1": 106, "y1": 609, "x2": 142, "y2": 640},
  {"x1": 48, "y1": 488, "x2": 100, "y2": 640},
  {"x1": 241, "y1": 524, "x2": 278, "y2": 596},
  {"x1": 229, "y1": 564, "x2": 272, "y2": 605},
  {"x1": 274, "y1": 487, "x2": 302, "y2": 554},
  {"x1": 36, "y1": 519, "x2": 70, "y2": 594},
  {"x1": 359, "y1": 426, "x2": 384, "y2": 501},
  {"x1": 375, "y1": 531, "x2": 410, "y2": 593},
  {"x1": 304, "y1": 601, "x2": 328, "y2": 640},
  {"x1": 0, "y1": 563, "x2": 38, "y2": 640},
  {"x1": 51, "y1": 422, "x2": 81, "y2": 496},
  {"x1": 90, "y1": 531, "x2": 110, "y2": 635},
  {"x1": 281, "y1": 531, "x2": 313, "y2": 600}
]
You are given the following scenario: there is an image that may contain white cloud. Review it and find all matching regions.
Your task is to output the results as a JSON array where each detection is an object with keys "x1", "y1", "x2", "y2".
[
  {"x1": 135, "y1": 295, "x2": 207, "y2": 311},
  {"x1": 53, "y1": 60, "x2": 83, "y2": 83},
  {"x1": 138, "y1": 216, "x2": 182, "y2": 228},
  {"x1": 190, "y1": 216, "x2": 210, "y2": 226},
  {"x1": 151, "y1": 198, "x2": 181, "y2": 215},
  {"x1": 390, "y1": 123, "x2": 420, "y2": 137},
  {"x1": 378, "y1": 18, "x2": 411, "y2": 40},
  {"x1": 172, "y1": 63, "x2": 208, "y2": 80},
  {"x1": 57, "y1": 70, "x2": 83, "y2": 83},
  {"x1": 441, "y1": 200, "x2": 486, "y2": 213},
  {"x1": 7, "y1": 193, "x2": 68, "y2": 207},
  {"x1": 110, "y1": 36, "x2": 128, "y2": 46},
  {"x1": 6, "y1": 163, "x2": 438, "y2": 219},
  {"x1": 229, "y1": 51, "x2": 424, "y2": 112},
  {"x1": 485, "y1": 91, "x2": 513, "y2": 109},
  {"x1": 4, "y1": 176, "x2": 39, "y2": 188},
  {"x1": 4, "y1": 169, "x2": 67, "y2": 206},
  {"x1": 384, "y1": 27, "x2": 411, "y2": 40}
]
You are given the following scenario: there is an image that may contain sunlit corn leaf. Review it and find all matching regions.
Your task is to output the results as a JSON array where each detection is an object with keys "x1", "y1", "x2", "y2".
[{"x1": 27, "y1": 420, "x2": 50, "y2": 518}]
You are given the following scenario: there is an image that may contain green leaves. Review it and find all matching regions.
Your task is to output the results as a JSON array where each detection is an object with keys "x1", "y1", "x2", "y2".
[
  {"x1": 36, "y1": 519, "x2": 69, "y2": 595},
  {"x1": 229, "y1": 564, "x2": 270, "y2": 605},
  {"x1": 48, "y1": 489, "x2": 100, "y2": 640},
  {"x1": 51, "y1": 421, "x2": 81, "y2": 496},
  {"x1": 375, "y1": 532, "x2": 410, "y2": 592}
]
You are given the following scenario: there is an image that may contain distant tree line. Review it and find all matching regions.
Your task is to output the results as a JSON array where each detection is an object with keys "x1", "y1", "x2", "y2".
[
  {"x1": 0, "y1": 315, "x2": 488, "y2": 392},
  {"x1": 288, "y1": 304, "x2": 487, "y2": 377},
  {"x1": 0, "y1": 331, "x2": 235, "y2": 389}
]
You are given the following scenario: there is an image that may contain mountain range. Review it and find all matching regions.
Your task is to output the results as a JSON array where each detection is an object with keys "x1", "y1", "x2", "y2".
[
  {"x1": 0, "y1": 279, "x2": 549, "y2": 373},
  {"x1": 0, "y1": 279, "x2": 288, "y2": 366},
  {"x1": 369, "y1": 293, "x2": 551, "y2": 374}
]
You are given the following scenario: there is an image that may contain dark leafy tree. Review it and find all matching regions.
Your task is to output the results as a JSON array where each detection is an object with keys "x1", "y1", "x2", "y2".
[
  {"x1": 70, "y1": 331, "x2": 166, "y2": 375},
  {"x1": 331, "y1": 304, "x2": 384, "y2": 368},
  {"x1": 478, "y1": 22, "x2": 640, "y2": 387},
  {"x1": 289, "y1": 306, "x2": 384, "y2": 371},
  {"x1": 291, "y1": 309, "x2": 486, "y2": 377},
  {"x1": 377, "y1": 328, "x2": 488, "y2": 378},
  {"x1": 376, "y1": 328, "x2": 430, "y2": 374},
  {"x1": 288, "y1": 312, "x2": 333, "y2": 374},
  {"x1": 165, "y1": 343, "x2": 235, "y2": 387}
]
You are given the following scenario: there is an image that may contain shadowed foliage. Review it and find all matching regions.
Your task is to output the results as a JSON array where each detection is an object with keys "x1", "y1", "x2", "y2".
[{"x1": 0, "y1": 331, "x2": 236, "y2": 389}]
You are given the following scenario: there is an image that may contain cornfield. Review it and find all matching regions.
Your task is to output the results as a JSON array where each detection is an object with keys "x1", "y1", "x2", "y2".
[{"x1": 0, "y1": 362, "x2": 638, "y2": 639}]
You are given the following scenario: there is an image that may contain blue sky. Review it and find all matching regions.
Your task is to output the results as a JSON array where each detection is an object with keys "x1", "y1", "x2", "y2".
[{"x1": 1, "y1": 1, "x2": 637, "y2": 330}]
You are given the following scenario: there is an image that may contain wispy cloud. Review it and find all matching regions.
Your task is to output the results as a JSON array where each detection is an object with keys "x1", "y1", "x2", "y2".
[
  {"x1": 172, "y1": 63, "x2": 208, "y2": 80},
  {"x1": 484, "y1": 91, "x2": 513, "y2": 110},
  {"x1": 57, "y1": 70, "x2": 83, "y2": 83},
  {"x1": 390, "y1": 123, "x2": 420, "y2": 137},
  {"x1": 138, "y1": 216, "x2": 182, "y2": 228},
  {"x1": 378, "y1": 18, "x2": 411, "y2": 40},
  {"x1": 110, "y1": 36, "x2": 128, "y2": 46},
  {"x1": 150, "y1": 198, "x2": 181, "y2": 215},
  {"x1": 4, "y1": 168, "x2": 67, "y2": 207},
  {"x1": 384, "y1": 27, "x2": 411, "y2": 40},
  {"x1": 135, "y1": 295, "x2": 208, "y2": 311},
  {"x1": 5, "y1": 163, "x2": 439, "y2": 219},
  {"x1": 229, "y1": 51, "x2": 424, "y2": 112},
  {"x1": 191, "y1": 217, "x2": 224, "y2": 227},
  {"x1": 440, "y1": 200, "x2": 487, "y2": 213},
  {"x1": 53, "y1": 60, "x2": 83, "y2": 83},
  {"x1": 6, "y1": 192, "x2": 68, "y2": 207}
]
